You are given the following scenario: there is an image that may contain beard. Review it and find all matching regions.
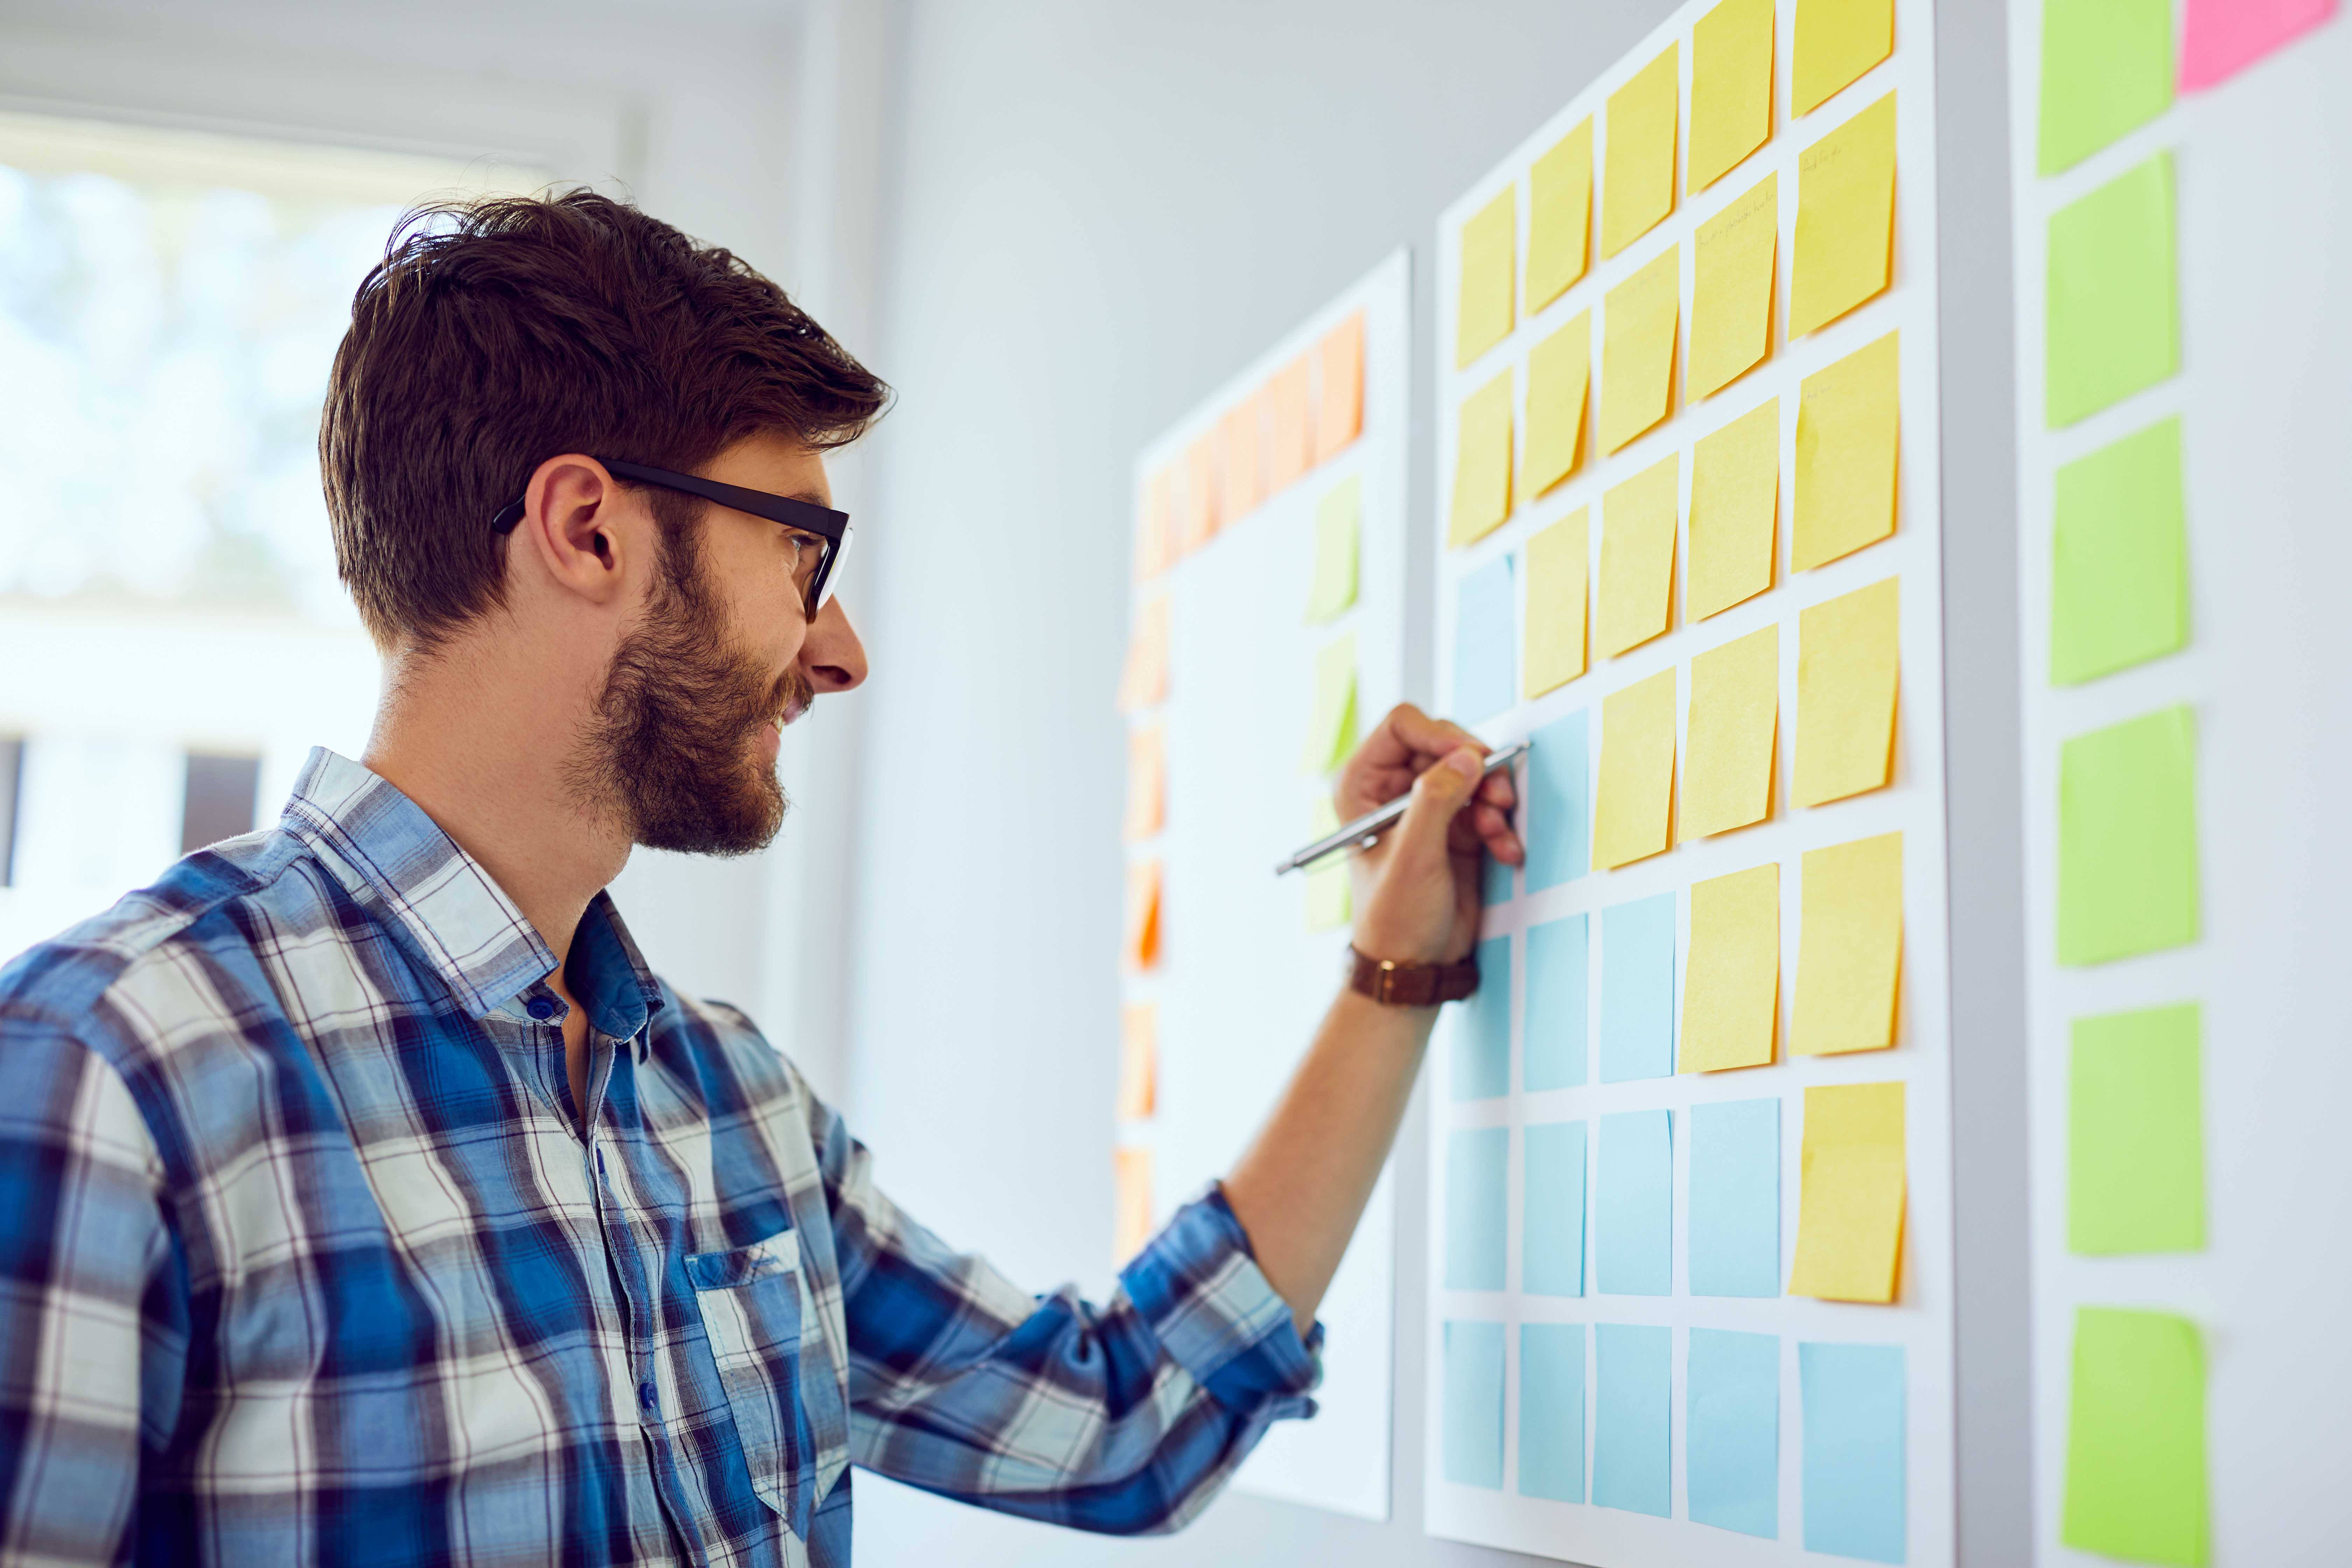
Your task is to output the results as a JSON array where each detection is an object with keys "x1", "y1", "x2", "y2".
[{"x1": 569, "y1": 539, "x2": 810, "y2": 858}]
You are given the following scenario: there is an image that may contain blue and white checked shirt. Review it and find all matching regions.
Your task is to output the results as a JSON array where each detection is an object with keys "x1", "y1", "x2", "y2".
[{"x1": 0, "y1": 749, "x2": 1317, "y2": 1565}]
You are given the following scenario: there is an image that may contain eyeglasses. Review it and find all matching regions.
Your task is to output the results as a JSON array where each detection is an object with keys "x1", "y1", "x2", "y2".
[{"x1": 492, "y1": 458, "x2": 853, "y2": 616}]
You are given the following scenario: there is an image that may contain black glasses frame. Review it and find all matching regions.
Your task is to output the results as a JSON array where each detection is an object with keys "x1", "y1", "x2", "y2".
[{"x1": 491, "y1": 458, "x2": 853, "y2": 614}]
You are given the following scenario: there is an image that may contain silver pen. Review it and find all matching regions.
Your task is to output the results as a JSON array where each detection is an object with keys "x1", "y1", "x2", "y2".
[{"x1": 1273, "y1": 741, "x2": 1530, "y2": 876}]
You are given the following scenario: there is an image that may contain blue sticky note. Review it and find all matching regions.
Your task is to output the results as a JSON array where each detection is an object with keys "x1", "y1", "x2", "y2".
[
  {"x1": 1801, "y1": 1342, "x2": 1907, "y2": 1563},
  {"x1": 1456, "y1": 557, "x2": 1517, "y2": 722},
  {"x1": 1600, "y1": 893, "x2": 1676, "y2": 1082},
  {"x1": 1446, "y1": 1128, "x2": 1509, "y2": 1291},
  {"x1": 1525, "y1": 708, "x2": 1590, "y2": 890},
  {"x1": 1483, "y1": 849, "x2": 1514, "y2": 906},
  {"x1": 1690, "y1": 1098, "x2": 1781, "y2": 1297},
  {"x1": 1689, "y1": 1328, "x2": 1779, "y2": 1539},
  {"x1": 1523, "y1": 1121, "x2": 1587, "y2": 1296},
  {"x1": 1520, "y1": 1323, "x2": 1587, "y2": 1503},
  {"x1": 1443, "y1": 1320, "x2": 1507, "y2": 1489},
  {"x1": 1452, "y1": 935, "x2": 1512, "y2": 1100},
  {"x1": 1594, "y1": 1323, "x2": 1671, "y2": 1517},
  {"x1": 1525, "y1": 914, "x2": 1588, "y2": 1091},
  {"x1": 1596, "y1": 1109, "x2": 1672, "y2": 1295}
]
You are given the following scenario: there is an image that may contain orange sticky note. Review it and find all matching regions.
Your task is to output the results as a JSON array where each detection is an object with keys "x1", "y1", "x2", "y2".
[
  {"x1": 1790, "y1": 91, "x2": 1896, "y2": 339},
  {"x1": 1113, "y1": 1146, "x2": 1155, "y2": 1261},
  {"x1": 1593, "y1": 666, "x2": 1678, "y2": 869},
  {"x1": 1793, "y1": 831, "x2": 1903, "y2": 1055},
  {"x1": 1123, "y1": 860, "x2": 1162, "y2": 970},
  {"x1": 1793, "y1": 0, "x2": 1893, "y2": 118},
  {"x1": 1315, "y1": 312, "x2": 1366, "y2": 463},
  {"x1": 1527, "y1": 119, "x2": 1594, "y2": 312},
  {"x1": 1793, "y1": 330, "x2": 1899, "y2": 570},
  {"x1": 1179, "y1": 435, "x2": 1218, "y2": 554},
  {"x1": 1524, "y1": 309, "x2": 1591, "y2": 497},
  {"x1": 1788, "y1": 1080, "x2": 1905, "y2": 1303},
  {"x1": 1220, "y1": 394, "x2": 1265, "y2": 525},
  {"x1": 1114, "y1": 596, "x2": 1169, "y2": 714},
  {"x1": 1116, "y1": 1005, "x2": 1157, "y2": 1120},
  {"x1": 1266, "y1": 355, "x2": 1313, "y2": 495},
  {"x1": 1136, "y1": 469, "x2": 1174, "y2": 582},
  {"x1": 1603, "y1": 43, "x2": 1680, "y2": 258},
  {"x1": 1794, "y1": 575, "x2": 1899, "y2": 807},
  {"x1": 1690, "y1": 172, "x2": 1777, "y2": 400},
  {"x1": 1123, "y1": 724, "x2": 1164, "y2": 841},
  {"x1": 1601, "y1": 246, "x2": 1681, "y2": 454}
]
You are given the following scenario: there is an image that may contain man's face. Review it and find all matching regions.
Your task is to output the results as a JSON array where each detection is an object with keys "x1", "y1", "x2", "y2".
[{"x1": 571, "y1": 435, "x2": 864, "y2": 856}]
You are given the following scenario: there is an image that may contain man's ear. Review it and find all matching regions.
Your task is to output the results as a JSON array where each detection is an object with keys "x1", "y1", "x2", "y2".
[{"x1": 511, "y1": 454, "x2": 643, "y2": 608}]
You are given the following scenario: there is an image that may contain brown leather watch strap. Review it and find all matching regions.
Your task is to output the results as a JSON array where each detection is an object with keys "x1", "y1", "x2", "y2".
[{"x1": 1346, "y1": 945, "x2": 1481, "y2": 1007}]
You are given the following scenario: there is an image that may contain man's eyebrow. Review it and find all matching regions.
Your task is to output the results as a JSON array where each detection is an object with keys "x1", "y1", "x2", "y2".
[{"x1": 785, "y1": 492, "x2": 834, "y2": 510}]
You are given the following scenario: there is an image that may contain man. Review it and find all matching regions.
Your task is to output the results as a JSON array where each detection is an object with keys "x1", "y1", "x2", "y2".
[{"x1": 0, "y1": 191, "x2": 1519, "y2": 1565}]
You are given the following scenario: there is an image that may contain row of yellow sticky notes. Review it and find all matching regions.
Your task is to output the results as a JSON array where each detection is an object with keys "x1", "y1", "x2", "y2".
[
  {"x1": 1133, "y1": 314, "x2": 1365, "y2": 582},
  {"x1": 1457, "y1": 0, "x2": 1897, "y2": 372}
]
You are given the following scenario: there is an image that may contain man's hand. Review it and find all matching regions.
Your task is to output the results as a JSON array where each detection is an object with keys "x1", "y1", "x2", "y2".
[{"x1": 1339, "y1": 703, "x2": 1524, "y2": 965}]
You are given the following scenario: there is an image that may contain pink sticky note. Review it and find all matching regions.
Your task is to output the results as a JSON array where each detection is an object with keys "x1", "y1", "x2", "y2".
[{"x1": 2179, "y1": 0, "x2": 2337, "y2": 89}]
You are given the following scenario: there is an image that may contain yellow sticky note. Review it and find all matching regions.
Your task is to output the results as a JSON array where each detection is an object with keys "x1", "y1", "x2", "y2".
[
  {"x1": 1603, "y1": 44, "x2": 1680, "y2": 258},
  {"x1": 1302, "y1": 632, "x2": 1359, "y2": 776},
  {"x1": 1690, "y1": 173, "x2": 1777, "y2": 400},
  {"x1": 1123, "y1": 860, "x2": 1162, "y2": 971},
  {"x1": 1315, "y1": 312, "x2": 1366, "y2": 464},
  {"x1": 1450, "y1": 370, "x2": 1516, "y2": 546},
  {"x1": 1690, "y1": 0, "x2": 1775, "y2": 192},
  {"x1": 1123, "y1": 723, "x2": 1164, "y2": 841},
  {"x1": 1790, "y1": 92, "x2": 1896, "y2": 339},
  {"x1": 1527, "y1": 119, "x2": 1594, "y2": 311},
  {"x1": 1524, "y1": 310, "x2": 1591, "y2": 496},
  {"x1": 1114, "y1": 596, "x2": 1169, "y2": 714},
  {"x1": 1304, "y1": 793, "x2": 1352, "y2": 932},
  {"x1": 1596, "y1": 455, "x2": 1678, "y2": 658},
  {"x1": 1459, "y1": 189, "x2": 1517, "y2": 368},
  {"x1": 1788, "y1": 1080, "x2": 1905, "y2": 1302},
  {"x1": 1682, "y1": 624, "x2": 1777, "y2": 839},
  {"x1": 1601, "y1": 246, "x2": 1681, "y2": 454},
  {"x1": 1688, "y1": 398, "x2": 1779, "y2": 619},
  {"x1": 1793, "y1": 831, "x2": 1903, "y2": 1055},
  {"x1": 1265, "y1": 355, "x2": 1313, "y2": 495},
  {"x1": 1793, "y1": 0, "x2": 1893, "y2": 117},
  {"x1": 1136, "y1": 468, "x2": 1174, "y2": 583},
  {"x1": 1115, "y1": 1004, "x2": 1156, "y2": 1120},
  {"x1": 1795, "y1": 575, "x2": 1899, "y2": 807},
  {"x1": 1306, "y1": 478, "x2": 1360, "y2": 623},
  {"x1": 1112, "y1": 1146, "x2": 1154, "y2": 1261},
  {"x1": 1525, "y1": 507, "x2": 1590, "y2": 699},
  {"x1": 1793, "y1": 329, "x2": 1899, "y2": 570},
  {"x1": 1179, "y1": 435, "x2": 1217, "y2": 554},
  {"x1": 1593, "y1": 666, "x2": 1678, "y2": 869},
  {"x1": 1679, "y1": 861, "x2": 1779, "y2": 1071}
]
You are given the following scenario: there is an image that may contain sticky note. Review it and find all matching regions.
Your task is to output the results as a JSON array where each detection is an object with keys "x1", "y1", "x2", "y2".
[
  {"x1": 1793, "y1": 832, "x2": 1903, "y2": 1055},
  {"x1": 1136, "y1": 469, "x2": 1174, "y2": 582},
  {"x1": 1601, "y1": 894, "x2": 1677, "y2": 1084},
  {"x1": 2180, "y1": 0, "x2": 2335, "y2": 88},
  {"x1": 1690, "y1": 1098, "x2": 1781, "y2": 1295},
  {"x1": 1115, "y1": 596, "x2": 1169, "y2": 713},
  {"x1": 1594, "y1": 1323, "x2": 1671, "y2": 1516},
  {"x1": 1443, "y1": 1321, "x2": 1507, "y2": 1489},
  {"x1": 1527, "y1": 119, "x2": 1594, "y2": 310},
  {"x1": 1794, "y1": 575, "x2": 1899, "y2": 807},
  {"x1": 1524, "y1": 1120, "x2": 1588, "y2": 1295},
  {"x1": 1180, "y1": 434, "x2": 1217, "y2": 553},
  {"x1": 2041, "y1": 0, "x2": 2175, "y2": 174},
  {"x1": 1519, "y1": 1324, "x2": 1587, "y2": 1502},
  {"x1": 1122, "y1": 723, "x2": 1164, "y2": 841},
  {"x1": 1682, "y1": 626, "x2": 1778, "y2": 840},
  {"x1": 1790, "y1": 93, "x2": 1895, "y2": 339},
  {"x1": 2071, "y1": 1003, "x2": 2204, "y2": 1254},
  {"x1": 1600, "y1": 247, "x2": 1680, "y2": 454},
  {"x1": 1789, "y1": 1080, "x2": 1905, "y2": 1302},
  {"x1": 1220, "y1": 394, "x2": 1264, "y2": 526},
  {"x1": 1122, "y1": 860, "x2": 1161, "y2": 971},
  {"x1": 1800, "y1": 1342, "x2": 1906, "y2": 1562},
  {"x1": 1454, "y1": 935, "x2": 1513, "y2": 1100},
  {"x1": 1688, "y1": 398, "x2": 1779, "y2": 619},
  {"x1": 2064, "y1": 1308, "x2": 2208, "y2": 1564},
  {"x1": 1301, "y1": 632, "x2": 1358, "y2": 775},
  {"x1": 1304, "y1": 794, "x2": 1352, "y2": 932},
  {"x1": 1115, "y1": 1004, "x2": 1156, "y2": 1120},
  {"x1": 1306, "y1": 477, "x2": 1362, "y2": 624},
  {"x1": 2058, "y1": 705, "x2": 2199, "y2": 964},
  {"x1": 2047, "y1": 154, "x2": 2178, "y2": 428},
  {"x1": 1112, "y1": 1146, "x2": 1153, "y2": 1260},
  {"x1": 1603, "y1": 45, "x2": 1680, "y2": 258},
  {"x1": 1315, "y1": 311, "x2": 1366, "y2": 463},
  {"x1": 1691, "y1": 0, "x2": 1775, "y2": 191},
  {"x1": 1526, "y1": 708, "x2": 1591, "y2": 893},
  {"x1": 1450, "y1": 370, "x2": 1516, "y2": 546},
  {"x1": 1525, "y1": 508, "x2": 1590, "y2": 700},
  {"x1": 1455, "y1": 556, "x2": 1517, "y2": 723},
  {"x1": 2051, "y1": 418, "x2": 2188, "y2": 685},
  {"x1": 1526, "y1": 913, "x2": 1590, "y2": 1090},
  {"x1": 1692, "y1": 174, "x2": 1777, "y2": 399},
  {"x1": 1597, "y1": 1110, "x2": 1672, "y2": 1294},
  {"x1": 1794, "y1": 330, "x2": 1900, "y2": 569},
  {"x1": 1680, "y1": 863, "x2": 1779, "y2": 1072},
  {"x1": 1524, "y1": 311, "x2": 1592, "y2": 497},
  {"x1": 1446, "y1": 1127, "x2": 1510, "y2": 1290},
  {"x1": 1597, "y1": 455, "x2": 1679, "y2": 657},
  {"x1": 1793, "y1": 0, "x2": 1893, "y2": 116},
  {"x1": 1592, "y1": 667, "x2": 1677, "y2": 869},
  {"x1": 1689, "y1": 1328, "x2": 1779, "y2": 1538},
  {"x1": 1459, "y1": 188, "x2": 1517, "y2": 368},
  {"x1": 1265, "y1": 354, "x2": 1313, "y2": 495}
]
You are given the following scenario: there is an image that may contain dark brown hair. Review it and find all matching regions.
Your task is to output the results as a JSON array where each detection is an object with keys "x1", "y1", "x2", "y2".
[{"x1": 321, "y1": 189, "x2": 889, "y2": 649}]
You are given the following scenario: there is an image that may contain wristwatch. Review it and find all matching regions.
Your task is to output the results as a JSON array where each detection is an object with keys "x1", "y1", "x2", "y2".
[{"x1": 1346, "y1": 944, "x2": 1481, "y2": 1007}]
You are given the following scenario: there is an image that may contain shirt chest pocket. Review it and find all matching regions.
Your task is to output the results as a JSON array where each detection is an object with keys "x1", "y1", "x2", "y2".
[{"x1": 684, "y1": 1229, "x2": 852, "y2": 1540}]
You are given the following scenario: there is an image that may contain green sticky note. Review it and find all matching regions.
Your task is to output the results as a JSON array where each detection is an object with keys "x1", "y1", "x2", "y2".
[
  {"x1": 2048, "y1": 153, "x2": 2179, "y2": 427},
  {"x1": 2059, "y1": 706, "x2": 2198, "y2": 965},
  {"x1": 2052, "y1": 417, "x2": 2189, "y2": 685},
  {"x1": 1301, "y1": 633, "x2": 1358, "y2": 776},
  {"x1": 2039, "y1": 0, "x2": 2174, "y2": 175},
  {"x1": 2064, "y1": 1308, "x2": 2209, "y2": 1566},
  {"x1": 2071, "y1": 1003, "x2": 2204, "y2": 1254},
  {"x1": 1306, "y1": 478, "x2": 1361, "y2": 623}
]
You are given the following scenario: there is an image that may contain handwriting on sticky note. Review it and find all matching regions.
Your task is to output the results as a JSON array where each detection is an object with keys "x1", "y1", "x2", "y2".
[
  {"x1": 1793, "y1": 831, "x2": 1902, "y2": 1055},
  {"x1": 1791, "y1": 92, "x2": 1895, "y2": 338},
  {"x1": 1788, "y1": 1079, "x2": 1904, "y2": 1302},
  {"x1": 1692, "y1": 173, "x2": 1777, "y2": 399}
]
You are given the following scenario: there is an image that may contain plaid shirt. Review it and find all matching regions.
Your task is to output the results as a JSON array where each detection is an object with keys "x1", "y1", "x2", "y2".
[{"x1": 0, "y1": 749, "x2": 1316, "y2": 1566}]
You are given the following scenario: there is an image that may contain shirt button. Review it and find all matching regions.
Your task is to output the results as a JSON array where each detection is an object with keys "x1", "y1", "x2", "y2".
[
  {"x1": 526, "y1": 997, "x2": 556, "y2": 1020},
  {"x1": 638, "y1": 1380, "x2": 658, "y2": 1412}
]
